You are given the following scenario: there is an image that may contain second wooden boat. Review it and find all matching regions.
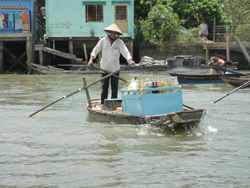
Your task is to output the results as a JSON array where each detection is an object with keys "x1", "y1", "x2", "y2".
[
  {"x1": 221, "y1": 76, "x2": 250, "y2": 87},
  {"x1": 169, "y1": 72, "x2": 243, "y2": 84}
]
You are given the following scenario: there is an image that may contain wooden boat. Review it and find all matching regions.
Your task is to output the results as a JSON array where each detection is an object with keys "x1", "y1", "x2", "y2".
[
  {"x1": 26, "y1": 61, "x2": 97, "y2": 75},
  {"x1": 221, "y1": 76, "x2": 250, "y2": 87},
  {"x1": 84, "y1": 80, "x2": 206, "y2": 130},
  {"x1": 169, "y1": 72, "x2": 243, "y2": 84},
  {"x1": 86, "y1": 99, "x2": 205, "y2": 130}
]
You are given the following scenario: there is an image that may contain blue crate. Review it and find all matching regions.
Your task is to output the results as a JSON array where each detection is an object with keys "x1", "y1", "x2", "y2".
[{"x1": 121, "y1": 86, "x2": 183, "y2": 116}]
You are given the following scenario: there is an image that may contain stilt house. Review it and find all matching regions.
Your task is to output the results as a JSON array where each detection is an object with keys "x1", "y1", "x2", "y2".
[
  {"x1": 45, "y1": 0, "x2": 134, "y2": 64},
  {"x1": 0, "y1": 0, "x2": 35, "y2": 73}
]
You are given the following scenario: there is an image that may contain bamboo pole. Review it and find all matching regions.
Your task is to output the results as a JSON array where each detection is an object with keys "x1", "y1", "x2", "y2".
[{"x1": 226, "y1": 27, "x2": 230, "y2": 61}]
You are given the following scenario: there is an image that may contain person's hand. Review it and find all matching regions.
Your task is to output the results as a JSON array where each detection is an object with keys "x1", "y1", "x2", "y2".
[
  {"x1": 129, "y1": 60, "x2": 135, "y2": 66},
  {"x1": 87, "y1": 59, "x2": 93, "y2": 67}
]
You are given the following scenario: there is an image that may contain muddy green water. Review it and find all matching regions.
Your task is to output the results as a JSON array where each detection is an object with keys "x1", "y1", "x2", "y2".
[{"x1": 0, "y1": 73, "x2": 250, "y2": 187}]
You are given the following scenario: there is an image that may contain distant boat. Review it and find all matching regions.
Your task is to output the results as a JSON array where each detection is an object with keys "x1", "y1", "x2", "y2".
[
  {"x1": 221, "y1": 76, "x2": 250, "y2": 87},
  {"x1": 26, "y1": 61, "x2": 97, "y2": 75},
  {"x1": 169, "y1": 72, "x2": 243, "y2": 84}
]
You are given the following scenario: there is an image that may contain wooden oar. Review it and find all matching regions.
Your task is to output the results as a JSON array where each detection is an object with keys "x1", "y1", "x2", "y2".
[
  {"x1": 91, "y1": 64, "x2": 127, "y2": 83},
  {"x1": 183, "y1": 104, "x2": 194, "y2": 110},
  {"x1": 85, "y1": 64, "x2": 130, "y2": 89},
  {"x1": 29, "y1": 87, "x2": 84, "y2": 117},
  {"x1": 213, "y1": 80, "x2": 250, "y2": 104}
]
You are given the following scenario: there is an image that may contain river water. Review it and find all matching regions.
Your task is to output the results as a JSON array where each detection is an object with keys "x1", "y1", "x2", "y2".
[{"x1": 0, "y1": 73, "x2": 250, "y2": 187}]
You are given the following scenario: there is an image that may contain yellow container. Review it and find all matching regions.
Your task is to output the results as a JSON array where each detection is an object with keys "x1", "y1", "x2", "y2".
[{"x1": 116, "y1": 107, "x2": 123, "y2": 113}]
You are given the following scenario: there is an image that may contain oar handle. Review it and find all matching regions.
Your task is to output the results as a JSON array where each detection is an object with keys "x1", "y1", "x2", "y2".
[
  {"x1": 91, "y1": 64, "x2": 127, "y2": 83},
  {"x1": 86, "y1": 64, "x2": 130, "y2": 89}
]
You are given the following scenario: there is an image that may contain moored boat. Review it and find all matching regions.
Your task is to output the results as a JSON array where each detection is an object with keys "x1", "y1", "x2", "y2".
[
  {"x1": 169, "y1": 72, "x2": 243, "y2": 84},
  {"x1": 221, "y1": 76, "x2": 250, "y2": 87}
]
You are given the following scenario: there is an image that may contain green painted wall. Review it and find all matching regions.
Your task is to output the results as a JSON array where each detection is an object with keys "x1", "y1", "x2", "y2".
[{"x1": 45, "y1": 0, "x2": 134, "y2": 39}]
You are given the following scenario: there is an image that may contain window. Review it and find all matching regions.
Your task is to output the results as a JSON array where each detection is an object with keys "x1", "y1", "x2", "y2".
[
  {"x1": 85, "y1": 4, "x2": 103, "y2": 22},
  {"x1": 115, "y1": 5, "x2": 127, "y2": 20}
]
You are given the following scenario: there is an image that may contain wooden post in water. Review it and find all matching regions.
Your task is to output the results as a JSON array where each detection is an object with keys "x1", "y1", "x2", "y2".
[
  {"x1": 83, "y1": 77, "x2": 92, "y2": 107},
  {"x1": 83, "y1": 43, "x2": 88, "y2": 64},
  {"x1": 226, "y1": 27, "x2": 230, "y2": 61},
  {"x1": 213, "y1": 17, "x2": 216, "y2": 42},
  {"x1": 69, "y1": 37, "x2": 74, "y2": 64},
  {"x1": 28, "y1": 0, "x2": 37, "y2": 74},
  {"x1": 205, "y1": 45, "x2": 209, "y2": 61},
  {"x1": 0, "y1": 41, "x2": 3, "y2": 73}
]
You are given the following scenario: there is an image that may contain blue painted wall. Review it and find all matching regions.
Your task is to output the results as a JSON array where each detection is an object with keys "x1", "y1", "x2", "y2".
[
  {"x1": 45, "y1": 0, "x2": 134, "y2": 39},
  {"x1": 0, "y1": 0, "x2": 34, "y2": 34}
]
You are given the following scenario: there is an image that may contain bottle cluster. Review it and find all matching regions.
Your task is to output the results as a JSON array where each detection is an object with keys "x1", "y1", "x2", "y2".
[{"x1": 127, "y1": 74, "x2": 179, "y2": 94}]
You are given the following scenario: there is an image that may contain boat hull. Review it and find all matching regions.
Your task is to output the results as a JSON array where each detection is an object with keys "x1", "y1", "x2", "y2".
[
  {"x1": 87, "y1": 104, "x2": 206, "y2": 130},
  {"x1": 221, "y1": 76, "x2": 250, "y2": 87},
  {"x1": 170, "y1": 73, "x2": 242, "y2": 84}
]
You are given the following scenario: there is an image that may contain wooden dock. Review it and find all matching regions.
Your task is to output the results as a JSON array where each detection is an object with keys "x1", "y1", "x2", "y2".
[
  {"x1": 0, "y1": 34, "x2": 86, "y2": 73},
  {"x1": 0, "y1": 33, "x2": 32, "y2": 73},
  {"x1": 203, "y1": 41, "x2": 250, "y2": 60}
]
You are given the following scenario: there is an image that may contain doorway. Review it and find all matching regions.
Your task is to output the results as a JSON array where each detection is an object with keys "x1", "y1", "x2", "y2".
[{"x1": 114, "y1": 4, "x2": 128, "y2": 33}]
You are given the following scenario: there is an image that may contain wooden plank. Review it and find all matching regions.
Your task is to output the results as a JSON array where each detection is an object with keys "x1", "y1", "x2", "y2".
[
  {"x1": 42, "y1": 47, "x2": 77, "y2": 59},
  {"x1": 83, "y1": 43, "x2": 88, "y2": 63},
  {"x1": 57, "y1": 64, "x2": 86, "y2": 67},
  {"x1": 26, "y1": 37, "x2": 31, "y2": 62},
  {"x1": 226, "y1": 27, "x2": 230, "y2": 60},
  {"x1": 35, "y1": 44, "x2": 43, "y2": 51},
  {"x1": 0, "y1": 33, "x2": 32, "y2": 42},
  {"x1": 39, "y1": 50, "x2": 43, "y2": 65},
  {"x1": 69, "y1": 37, "x2": 74, "y2": 63}
]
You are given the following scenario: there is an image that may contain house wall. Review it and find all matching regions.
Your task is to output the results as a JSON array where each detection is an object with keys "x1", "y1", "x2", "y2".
[
  {"x1": 45, "y1": 0, "x2": 134, "y2": 39},
  {"x1": 0, "y1": 0, "x2": 34, "y2": 34}
]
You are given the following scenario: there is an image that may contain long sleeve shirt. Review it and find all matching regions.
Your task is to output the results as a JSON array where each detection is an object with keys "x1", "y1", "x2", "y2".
[
  {"x1": 200, "y1": 23, "x2": 208, "y2": 35},
  {"x1": 90, "y1": 37, "x2": 132, "y2": 72}
]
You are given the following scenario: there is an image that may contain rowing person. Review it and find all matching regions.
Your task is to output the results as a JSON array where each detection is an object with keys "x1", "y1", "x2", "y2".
[
  {"x1": 209, "y1": 56, "x2": 232, "y2": 75},
  {"x1": 87, "y1": 23, "x2": 135, "y2": 104}
]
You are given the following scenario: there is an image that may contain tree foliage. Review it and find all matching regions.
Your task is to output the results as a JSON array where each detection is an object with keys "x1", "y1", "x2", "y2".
[
  {"x1": 221, "y1": 0, "x2": 250, "y2": 25},
  {"x1": 171, "y1": 0, "x2": 224, "y2": 36},
  {"x1": 134, "y1": 0, "x2": 225, "y2": 39},
  {"x1": 139, "y1": 5, "x2": 180, "y2": 44}
]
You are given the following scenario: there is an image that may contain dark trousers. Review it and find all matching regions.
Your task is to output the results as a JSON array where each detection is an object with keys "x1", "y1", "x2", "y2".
[{"x1": 101, "y1": 72, "x2": 120, "y2": 104}]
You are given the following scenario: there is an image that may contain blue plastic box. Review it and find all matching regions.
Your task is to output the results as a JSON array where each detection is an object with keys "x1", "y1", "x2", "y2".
[{"x1": 121, "y1": 86, "x2": 183, "y2": 116}]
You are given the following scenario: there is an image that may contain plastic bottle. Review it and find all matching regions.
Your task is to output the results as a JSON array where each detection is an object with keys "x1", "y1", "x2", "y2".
[
  {"x1": 161, "y1": 78, "x2": 166, "y2": 93},
  {"x1": 127, "y1": 80, "x2": 130, "y2": 87},
  {"x1": 138, "y1": 79, "x2": 141, "y2": 89},
  {"x1": 141, "y1": 79, "x2": 145, "y2": 94},
  {"x1": 158, "y1": 78, "x2": 162, "y2": 93},
  {"x1": 168, "y1": 76, "x2": 172, "y2": 92},
  {"x1": 144, "y1": 78, "x2": 149, "y2": 94}
]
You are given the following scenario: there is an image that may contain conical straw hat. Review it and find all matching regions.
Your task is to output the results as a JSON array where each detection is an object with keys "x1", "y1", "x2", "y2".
[{"x1": 103, "y1": 23, "x2": 123, "y2": 35}]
